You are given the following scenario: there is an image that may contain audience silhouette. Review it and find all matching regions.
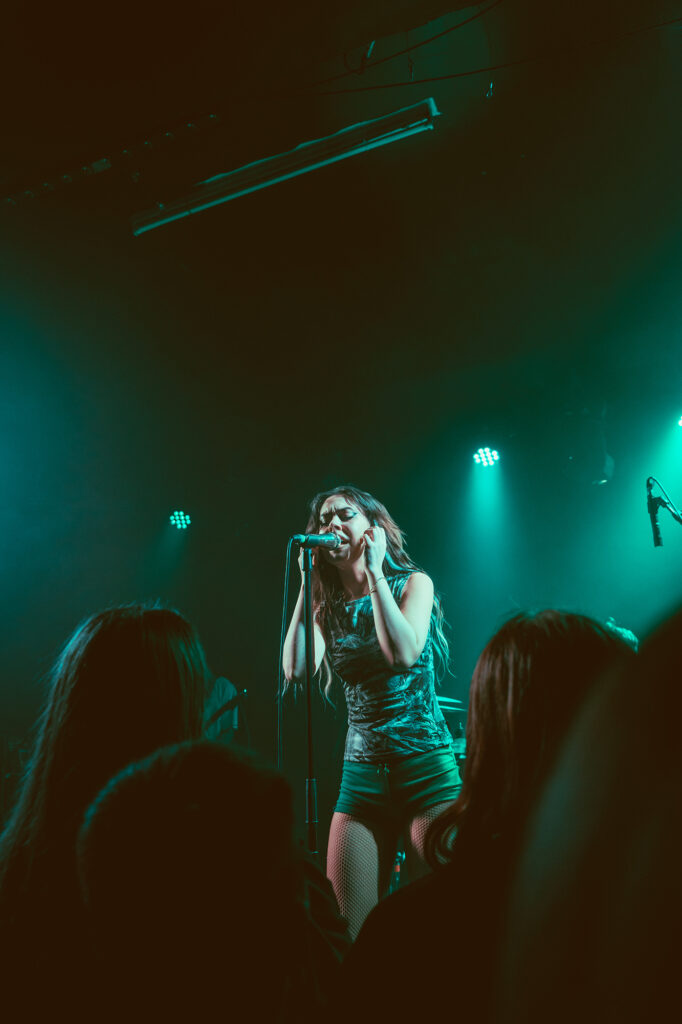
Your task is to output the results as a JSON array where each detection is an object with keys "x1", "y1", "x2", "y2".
[
  {"x1": 0, "y1": 604, "x2": 208, "y2": 1013},
  {"x1": 79, "y1": 739, "x2": 345, "y2": 1021},
  {"x1": 336, "y1": 610, "x2": 636, "y2": 1023},
  {"x1": 497, "y1": 605, "x2": 679, "y2": 1024}
]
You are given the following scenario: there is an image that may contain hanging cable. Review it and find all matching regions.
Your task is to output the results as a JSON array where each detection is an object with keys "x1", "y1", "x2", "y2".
[
  {"x1": 276, "y1": 536, "x2": 296, "y2": 770},
  {"x1": 310, "y1": 12, "x2": 682, "y2": 96},
  {"x1": 313, "y1": 0, "x2": 506, "y2": 88}
]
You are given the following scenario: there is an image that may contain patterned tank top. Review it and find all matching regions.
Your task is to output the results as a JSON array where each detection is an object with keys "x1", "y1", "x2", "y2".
[{"x1": 327, "y1": 572, "x2": 453, "y2": 763}]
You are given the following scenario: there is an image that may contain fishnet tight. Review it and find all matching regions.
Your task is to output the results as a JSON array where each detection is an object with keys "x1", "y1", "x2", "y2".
[
  {"x1": 403, "y1": 799, "x2": 454, "y2": 882},
  {"x1": 326, "y1": 801, "x2": 454, "y2": 940}
]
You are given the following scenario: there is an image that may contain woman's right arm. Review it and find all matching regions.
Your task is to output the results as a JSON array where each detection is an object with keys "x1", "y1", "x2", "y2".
[{"x1": 282, "y1": 583, "x2": 326, "y2": 683}]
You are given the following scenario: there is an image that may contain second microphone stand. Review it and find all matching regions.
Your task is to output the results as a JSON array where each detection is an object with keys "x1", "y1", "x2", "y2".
[{"x1": 647, "y1": 476, "x2": 682, "y2": 547}]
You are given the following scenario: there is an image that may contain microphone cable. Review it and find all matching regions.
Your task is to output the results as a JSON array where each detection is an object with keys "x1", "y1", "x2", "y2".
[{"x1": 276, "y1": 536, "x2": 296, "y2": 770}]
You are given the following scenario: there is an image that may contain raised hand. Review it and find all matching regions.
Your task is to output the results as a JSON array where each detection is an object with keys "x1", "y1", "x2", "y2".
[{"x1": 363, "y1": 525, "x2": 387, "y2": 577}]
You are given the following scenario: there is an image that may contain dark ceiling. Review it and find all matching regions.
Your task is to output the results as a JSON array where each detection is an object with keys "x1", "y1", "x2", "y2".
[
  {"x1": 1, "y1": 1, "x2": 471, "y2": 177},
  {"x1": 1, "y1": 0, "x2": 681, "y2": 828}
]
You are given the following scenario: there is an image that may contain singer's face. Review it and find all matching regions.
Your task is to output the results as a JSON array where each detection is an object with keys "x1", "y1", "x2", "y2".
[{"x1": 317, "y1": 494, "x2": 371, "y2": 564}]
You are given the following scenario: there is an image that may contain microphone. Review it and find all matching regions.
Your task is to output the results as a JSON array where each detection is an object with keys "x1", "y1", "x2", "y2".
[
  {"x1": 205, "y1": 689, "x2": 247, "y2": 728},
  {"x1": 646, "y1": 478, "x2": 663, "y2": 547},
  {"x1": 292, "y1": 533, "x2": 341, "y2": 549}
]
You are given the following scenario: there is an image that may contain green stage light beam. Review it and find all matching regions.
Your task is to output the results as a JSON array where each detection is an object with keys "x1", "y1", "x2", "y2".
[
  {"x1": 468, "y1": 448, "x2": 505, "y2": 539},
  {"x1": 649, "y1": 412, "x2": 682, "y2": 483}
]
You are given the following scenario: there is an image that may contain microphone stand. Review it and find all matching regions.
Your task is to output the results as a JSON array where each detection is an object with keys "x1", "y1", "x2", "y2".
[
  {"x1": 300, "y1": 545, "x2": 319, "y2": 856},
  {"x1": 204, "y1": 689, "x2": 247, "y2": 729},
  {"x1": 647, "y1": 477, "x2": 682, "y2": 547}
]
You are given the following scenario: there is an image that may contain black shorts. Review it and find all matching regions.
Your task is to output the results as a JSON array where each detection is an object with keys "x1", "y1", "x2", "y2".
[{"x1": 334, "y1": 747, "x2": 462, "y2": 827}]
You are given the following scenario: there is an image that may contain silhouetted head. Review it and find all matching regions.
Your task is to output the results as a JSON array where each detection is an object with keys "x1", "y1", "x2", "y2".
[
  {"x1": 0, "y1": 603, "x2": 212, "y2": 1015},
  {"x1": 0, "y1": 604, "x2": 209, "y2": 889},
  {"x1": 498, "y1": 604, "x2": 682, "y2": 1024},
  {"x1": 78, "y1": 740, "x2": 299, "y2": 1016},
  {"x1": 426, "y1": 609, "x2": 635, "y2": 864}
]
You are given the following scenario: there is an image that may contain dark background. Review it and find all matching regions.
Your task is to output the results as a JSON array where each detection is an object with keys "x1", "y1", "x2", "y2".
[{"x1": 1, "y1": 0, "x2": 681, "y2": 840}]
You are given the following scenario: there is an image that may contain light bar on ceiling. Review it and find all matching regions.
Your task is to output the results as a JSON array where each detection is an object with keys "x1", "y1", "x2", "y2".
[{"x1": 131, "y1": 97, "x2": 441, "y2": 236}]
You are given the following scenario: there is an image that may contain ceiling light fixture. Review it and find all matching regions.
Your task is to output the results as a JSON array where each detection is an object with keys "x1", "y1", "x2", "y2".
[{"x1": 131, "y1": 97, "x2": 441, "y2": 236}]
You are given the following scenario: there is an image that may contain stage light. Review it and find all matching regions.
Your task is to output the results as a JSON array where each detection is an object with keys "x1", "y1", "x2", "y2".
[
  {"x1": 473, "y1": 448, "x2": 499, "y2": 466},
  {"x1": 131, "y1": 98, "x2": 441, "y2": 236},
  {"x1": 169, "y1": 510, "x2": 191, "y2": 530},
  {"x1": 678, "y1": 415, "x2": 682, "y2": 426}
]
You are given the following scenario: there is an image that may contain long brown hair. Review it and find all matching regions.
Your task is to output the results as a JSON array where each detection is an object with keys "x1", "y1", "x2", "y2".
[
  {"x1": 304, "y1": 484, "x2": 450, "y2": 696},
  {"x1": 425, "y1": 610, "x2": 636, "y2": 867},
  {"x1": 0, "y1": 603, "x2": 209, "y2": 917}
]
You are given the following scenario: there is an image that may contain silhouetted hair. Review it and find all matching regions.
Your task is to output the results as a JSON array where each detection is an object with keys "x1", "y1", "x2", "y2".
[
  {"x1": 498, "y1": 604, "x2": 682, "y2": 1024},
  {"x1": 304, "y1": 484, "x2": 450, "y2": 695},
  {"x1": 425, "y1": 610, "x2": 635, "y2": 866},
  {"x1": 77, "y1": 741, "x2": 301, "y2": 1018},
  {"x1": 0, "y1": 604, "x2": 209, "y2": 916},
  {"x1": 78, "y1": 739, "x2": 296, "y2": 924}
]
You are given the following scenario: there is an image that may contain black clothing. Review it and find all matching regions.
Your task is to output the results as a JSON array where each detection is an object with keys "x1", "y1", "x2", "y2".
[{"x1": 337, "y1": 837, "x2": 512, "y2": 1024}]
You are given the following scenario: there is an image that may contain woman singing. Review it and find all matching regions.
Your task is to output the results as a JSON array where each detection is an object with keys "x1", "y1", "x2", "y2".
[{"x1": 283, "y1": 485, "x2": 461, "y2": 939}]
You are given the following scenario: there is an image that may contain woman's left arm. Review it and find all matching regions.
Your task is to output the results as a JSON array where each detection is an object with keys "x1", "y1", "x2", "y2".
[{"x1": 364, "y1": 527, "x2": 434, "y2": 670}]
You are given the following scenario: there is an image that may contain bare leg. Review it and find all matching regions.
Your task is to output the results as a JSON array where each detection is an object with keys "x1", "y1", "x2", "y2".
[
  {"x1": 403, "y1": 800, "x2": 456, "y2": 883},
  {"x1": 326, "y1": 812, "x2": 399, "y2": 940}
]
